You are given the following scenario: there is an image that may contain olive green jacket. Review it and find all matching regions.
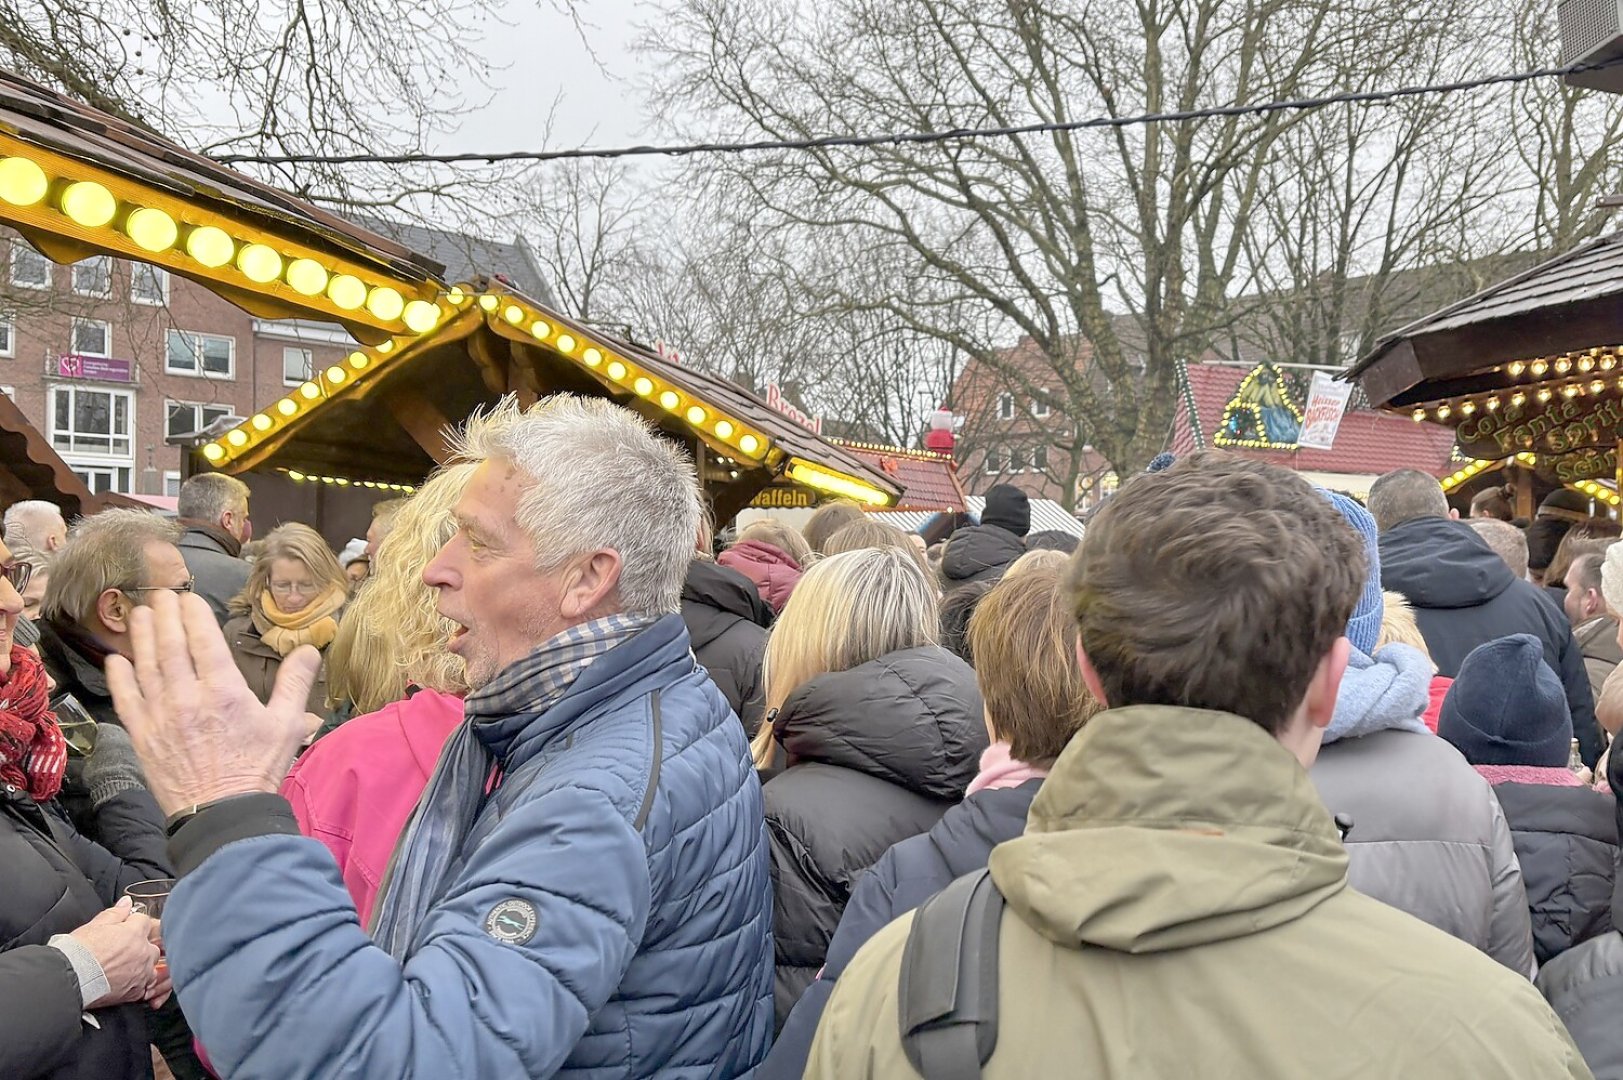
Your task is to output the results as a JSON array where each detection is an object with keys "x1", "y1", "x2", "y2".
[{"x1": 807, "y1": 706, "x2": 1592, "y2": 1080}]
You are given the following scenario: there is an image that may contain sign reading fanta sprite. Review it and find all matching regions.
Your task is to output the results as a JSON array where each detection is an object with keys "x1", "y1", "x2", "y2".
[{"x1": 1455, "y1": 395, "x2": 1623, "y2": 460}]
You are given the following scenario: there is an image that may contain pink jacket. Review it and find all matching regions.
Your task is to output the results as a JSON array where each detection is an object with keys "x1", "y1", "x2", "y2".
[
  {"x1": 280, "y1": 689, "x2": 464, "y2": 926},
  {"x1": 717, "y1": 540, "x2": 803, "y2": 613}
]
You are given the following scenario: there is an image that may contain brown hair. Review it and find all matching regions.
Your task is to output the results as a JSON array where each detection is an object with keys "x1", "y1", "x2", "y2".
[
  {"x1": 823, "y1": 518, "x2": 934, "y2": 581},
  {"x1": 1066, "y1": 453, "x2": 1365, "y2": 734},
  {"x1": 802, "y1": 499, "x2": 866, "y2": 554},
  {"x1": 1469, "y1": 484, "x2": 1515, "y2": 521},
  {"x1": 736, "y1": 518, "x2": 811, "y2": 568},
  {"x1": 968, "y1": 563, "x2": 1098, "y2": 764},
  {"x1": 1548, "y1": 525, "x2": 1622, "y2": 591}
]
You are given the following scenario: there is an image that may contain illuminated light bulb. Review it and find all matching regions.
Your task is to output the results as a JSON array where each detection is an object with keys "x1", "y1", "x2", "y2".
[
  {"x1": 556, "y1": 334, "x2": 576, "y2": 354},
  {"x1": 715, "y1": 420, "x2": 735, "y2": 439},
  {"x1": 1564, "y1": 385, "x2": 1580, "y2": 398},
  {"x1": 740, "y1": 434, "x2": 761, "y2": 455},
  {"x1": 202, "y1": 442, "x2": 225, "y2": 462},
  {"x1": 402, "y1": 301, "x2": 441, "y2": 333},
  {"x1": 335, "y1": 477, "x2": 349, "y2": 486},
  {"x1": 325, "y1": 366, "x2": 347, "y2": 385},
  {"x1": 186, "y1": 225, "x2": 234, "y2": 268},
  {"x1": 1556, "y1": 358, "x2": 1572, "y2": 374},
  {"x1": 276, "y1": 398, "x2": 298, "y2": 417},
  {"x1": 377, "y1": 339, "x2": 394, "y2": 354},
  {"x1": 583, "y1": 348, "x2": 602, "y2": 367},
  {"x1": 479, "y1": 294, "x2": 499, "y2": 312},
  {"x1": 366, "y1": 286, "x2": 405, "y2": 321},
  {"x1": 348, "y1": 352, "x2": 369, "y2": 371},
  {"x1": 503, "y1": 304, "x2": 524, "y2": 325},
  {"x1": 226, "y1": 429, "x2": 249, "y2": 447},
  {"x1": 686, "y1": 405, "x2": 706, "y2": 424},
  {"x1": 1507, "y1": 361, "x2": 1525, "y2": 377},
  {"x1": 299, "y1": 381, "x2": 322, "y2": 400},
  {"x1": 530, "y1": 320, "x2": 551, "y2": 340},
  {"x1": 1485, "y1": 398, "x2": 1500, "y2": 411},
  {"x1": 1531, "y1": 360, "x2": 1548, "y2": 376},
  {"x1": 1606, "y1": 357, "x2": 1618, "y2": 372},
  {"x1": 237, "y1": 243, "x2": 282, "y2": 284},
  {"x1": 125, "y1": 207, "x2": 177, "y2": 252},
  {"x1": 1411, "y1": 409, "x2": 1425, "y2": 422},
  {"x1": 285, "y1": 258, "x2": 328, "y2": 296},
  {"x1": 633, "y1": 377, "x2": 654, "y2": 397},
  {"x1": 327, "y1": 274, "x2": 367, "y2": 310},
  {"x1": 1511, "y1": 392, "x2": 1527, "y2": 407},
  {"x1": 1538, "y1": 388, "x2": 1553, "y2": 403},
  {"x1": 606, "y1": 360, "x2": 627, "y2": 381},
  {"x1": 659, "y1": 390, "x2": 680, "y2": 410},
  {"x1": 251, "y1": 413, "x2": 272, "y2": 431},
  {"x1": 1580, "y1": 357, "x2": 1596, "y2": 372},
  {"x1": 1594, "y1": 380, "x2": 1607, "y2": 394},
  {"x1": 1459, "y1": 401, "x2": 1476, "y2": 415},
  {"x1": 1435, "y1": 404, "x2": 1451, "y2": 419},
  {"x1": 0, "y1": 157, "x2": 47, "y2": 205},
  {"x1": 447, "y1": 287, "x2": 466, "y2": 305},
  {"x1": 287, "y1": 470, "x2": 305, "y2": 482},
  {"x1": 60, "y1": 181, "x2": 116, "y2": 226}
]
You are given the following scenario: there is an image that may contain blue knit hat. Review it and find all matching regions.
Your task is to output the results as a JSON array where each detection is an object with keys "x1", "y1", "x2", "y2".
[
  {"x1": 1146, "y1": 452, "x2": 1177, "y2": 474},
  {"x1": 1438, "y1": 635, "x2": 1572, "y2": 768},
  {"x1": 1320, "y1": 490, "x2": 1382, "y2": 655}
]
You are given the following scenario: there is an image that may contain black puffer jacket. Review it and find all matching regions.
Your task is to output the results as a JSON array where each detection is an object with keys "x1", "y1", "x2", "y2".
[
  {"x1": 680, "y1": 558, "x2": 771, "y2": 736},
  {"x1": 762, "y1": 780, "x2": 1039, "y2": 1079},
  {"x1": 940, "y1": 524, "x2": 1026, "y2": 585},
  {"x1": 762, "y1": 645, "x2": 987, "y2": 1026},
  {"x1": 1380, "y1": 516, "x2": 1602, "y2": 766},
  {"x1": 0, "y1": 786, "x2": 170, "y2": 1080},
  {"x1": 1494, "y1": 781, "x2": 1618, "y2": 965}
]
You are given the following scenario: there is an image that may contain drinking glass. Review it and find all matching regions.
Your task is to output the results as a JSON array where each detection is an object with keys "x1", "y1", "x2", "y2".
[{"x1": 123, "y1": 878, "x2": 174, "y2": 917}]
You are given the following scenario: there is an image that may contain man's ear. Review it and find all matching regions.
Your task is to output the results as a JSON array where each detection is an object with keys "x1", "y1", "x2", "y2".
[
  {"x1": 558, "y1": 549, "x2": 624, "y2": 620},
  {"x1": 1303, "y1": 636, "x2": 1353, "y2": 731},
  {"x1": 96, "y1": 588, "x2": 131, "y2": 636},
  {"x1": 1074, "y1": 640, "x2": 1110, "y2": 710}
]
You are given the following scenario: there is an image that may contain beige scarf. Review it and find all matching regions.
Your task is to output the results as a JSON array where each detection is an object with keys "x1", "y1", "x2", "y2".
[{"x1": 253, "y1": 584, "x2": 345, "y2": 656}]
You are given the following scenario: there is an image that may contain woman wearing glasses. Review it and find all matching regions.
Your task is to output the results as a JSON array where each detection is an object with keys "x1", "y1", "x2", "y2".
[{"x1": 224, "y1": 523, "x2": 347, "y2": 720}]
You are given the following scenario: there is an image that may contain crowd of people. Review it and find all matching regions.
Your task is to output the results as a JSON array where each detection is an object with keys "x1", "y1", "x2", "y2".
[{"x1": 3, "y1": 394, "x2": 1623, "y2": 1078}]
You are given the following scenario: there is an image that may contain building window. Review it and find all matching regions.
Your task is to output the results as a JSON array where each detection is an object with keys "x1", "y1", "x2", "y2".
[
  {"x1": 1032, "y1": 445, "x2": 1049, "y2": 470},
  {"x1": 1032, "y1": 393, "x2": 1050, "y2": 418},
  {"x1": 984, "y1": 448, "x2": 1002, "y2": 474},
  {"x1": 1008, "y1": 447, "x2": 1026, "y2": 472},
  {"x1": 996, "y1": 393, "x2": 1014, "y2": 420},
  {"x1": 72, "y1": 465, "x2": 133, "y2": 495},
  {"x1": 70, "y1": 318, "x2": 111, "y2": 357},
  {"x1": 0, "y1": 385, "x2": 13, "y2": 400},
  {"x1": 0, "y1": 318, "x2": 13, "y2": 358},
  {"x1": 166, "y1": 400, "x2": 234, "y2": 440},
  {"x1": 131, "y1": 264, "x2": 168, "y2": 306},
  {"x1": 163, "y1": 470, "x2": 182, "y2": 497},
  {"x1": 50, "y1": 385, "x2": 133, "y2": 457},
  {"x1": 282, "y1": 346, "x2": 313, "y2": 386},
  {"x1": 10, "y1": 244, "x2": 49, "y2": 289},
  {"x1": 167, "y1": 330, "x2": 234, "y2": 378},
  {"x1": 71, "y1": 256, "x2": 111, "y2": 297}
]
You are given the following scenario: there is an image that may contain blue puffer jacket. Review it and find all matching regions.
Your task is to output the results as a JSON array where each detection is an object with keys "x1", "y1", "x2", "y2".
[{"x1": 162, "y1": 614, "x2": 775, "y2": 1078}]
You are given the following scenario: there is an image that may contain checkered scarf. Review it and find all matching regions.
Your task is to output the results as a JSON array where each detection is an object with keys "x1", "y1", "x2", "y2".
[{"x1": 369, "y1": 614, "x2": 652, "y2": 959}]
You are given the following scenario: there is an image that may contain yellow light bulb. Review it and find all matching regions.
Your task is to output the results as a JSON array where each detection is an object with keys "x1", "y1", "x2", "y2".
[
  {"x1": 251, "y1": 413, "x2": 272, "y2": 431},
  {"x1": 556, "y1": 335, "x2": 575, "y2": 354},
  {"x1": 740, "y1": 434, "x2": 761, "y2": 455},
  {"x1": 715, "y1": 420, "x2": 735, "y2": 439},
  {"x1": 1511, "y1": 392, "x2": 1526, "y2": 406},
  {"x1": 186, "y1": 226, "x2": 234, "y2": 268},
  {"x1": 60, "y1": 181, "x2": 116, "y2": 227},
  {"x1": 366, "y1": 286, "x2": 405, "y2": 321},
  {"x1": 0, "y1": 158, "x2": 47, "y2": 206},
  {"x1": 634, "y1": 377, "x2": 654, "y2": 396},
  {"x1": 659, "y1": 390, "x2": 680, "y2": 410},
  {"x1": 686, "y1": 405, "x2": 706, "y2": 424},
  {"x1": 237, "y1": 243, "x2": 283, "y2": 284},
  {"x1": 285, "y1": 258, "x2": 328, "y2": 296},
  {"x1": 1580, "y1": 357, "x2": 1595, "y2": 372},
  {"x1": 335, "y1": 477, "x2": 349, "y2": 486},
  {"x1": 479, "y1": 294, "x2": 499, "y2": 312},
  {"x1": 125, "y1": 207, "x2": 177, "y2": 252},
  {"x1": 287, "y1": 470, "x2": 305, "y2": 482},
  {"x1": 447, "y1": 287, "x2": 466, "y2": 305},
  {"x1": 276, "y1": 398, "x2": 298, "y2": 417},
  {"x1": 299, "y1": 381, "x2": 322, "y2": 400},
  {"x1": 376, "y1": 339, "x2": 394, "y2": 354},
  {"x1": 1594, "y1": 380, "x2": 1607, "y2": 394},
  {"x1": 1486, "y1": 398, "x2": 1499, "y2": 411},
  {"x1": 1531, "y1": 360, "x2": 1548, "y2": 376},
  {"x1": 1507, "y1": 361, "x2": 1525, "y2": 376},
  {"x1": 1606, "y1": 357, "x2": 1618, "y2": 371},
  {"x1": 1435, "y1": 404, "x2": 1450, "y2": 419},
  {"x1": 1460, "y1": 401, "x2": 1475, "y2": 415},
  {"x1": 202, "y1": 442, "x2": 225, "y2": 462},
  {"x1": 1411, "y1": 409, "x2": 1425, "y2": 422},
  {"x1": 327, "y1": 274, "x2": 366, "y2": 310},
  {"x1": 402, "y1": 300, "x2": 441, "y2": 333},
  {"x1": 530, "y1": 320, "x2": 551, "y2": 340},
  {"x1": 348, "y1": 352, "x2": 369, "y2": 371},
  {"x1": 226, "y1": 428, "x2": 249, "y2": 447},
  {"x1": 503, "y1": 304, "x2": 524, "y2": 325},
  {"x1": 1538, "y1": 388, "x2": 1553, "y2": 402},
  {"x1": 325, "y1": 366, "x2": 346, "y2": 385},
  {"x1": 583, "y1": 347, "x2": 602, "y2": 366},
  {"x1": 606, "y1": 360, "x2": 627, "y2": 381}
]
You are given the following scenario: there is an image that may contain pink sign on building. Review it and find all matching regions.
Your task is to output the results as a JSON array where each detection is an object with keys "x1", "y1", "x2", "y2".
[{"x1": 57, "y1": 354, "x2": 134, "y2": 383}]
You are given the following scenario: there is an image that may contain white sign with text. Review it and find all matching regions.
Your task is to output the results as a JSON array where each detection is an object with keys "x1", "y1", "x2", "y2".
[{"x1": 1298, "y1": 371, "x2": 1354, "y2": 450}]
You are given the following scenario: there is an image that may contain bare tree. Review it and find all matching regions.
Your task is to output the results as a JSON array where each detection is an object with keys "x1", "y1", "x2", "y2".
[{"x1": 517, "y1": 161, "x2": 649, "y2": 323}]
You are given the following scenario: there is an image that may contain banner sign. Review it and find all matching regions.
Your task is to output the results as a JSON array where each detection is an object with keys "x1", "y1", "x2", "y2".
[
  {"x1": 765, "y1": 383, "x2": 822, "y2": 434},
  {"x1": 1455, "y1": 394, "x2": 1623, "y2": 459},
  {"x1": 57, "y1": 354, "x2": 133, "y2": 383},
  {"x1": 1297, "y1": 371, "x2": 1354, "y2": 450}
]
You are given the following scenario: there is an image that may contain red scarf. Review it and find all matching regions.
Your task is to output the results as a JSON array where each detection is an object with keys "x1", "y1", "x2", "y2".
[{"x1": 0, "y1": 646, "x2": 67, "y2": 802}]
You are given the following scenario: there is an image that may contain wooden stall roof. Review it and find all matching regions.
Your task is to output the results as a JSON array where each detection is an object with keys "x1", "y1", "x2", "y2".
[
  {"x1": 0, "y1": 392, "x2": 104, "y2": 519},
  {"x1": 831, "y1": 440, "x2": 968, "y2": 512}
]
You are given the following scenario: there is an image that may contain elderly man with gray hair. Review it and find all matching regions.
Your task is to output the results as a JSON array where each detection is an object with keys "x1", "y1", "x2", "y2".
[
  {"x1": 105, "y1": 395, "x2": 775, "y2": 1079},
  {"x1": 3, "y1": 498, "x2": 68, "y2": 554},
  {"x1": 175, "y1": 473, "x2": 252, "y2": 624},
  {"x1": 1468, "y1": 518, "x2": 1531, "y2": 581}
]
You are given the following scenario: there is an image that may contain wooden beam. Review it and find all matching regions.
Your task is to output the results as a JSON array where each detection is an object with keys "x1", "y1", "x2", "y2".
[
  {"x1": 708, "y1": 469, "x2": 775, "y2": 528},
  {"x1": 383, "y1": 388, "x2": 455, "y2": 465},
  {"x1": 468, "y1": 330, "x2": 511, "y2": 397}
]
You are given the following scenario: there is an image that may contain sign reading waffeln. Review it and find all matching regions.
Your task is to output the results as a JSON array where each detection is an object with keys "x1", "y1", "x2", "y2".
[
  {"x1": 57, "y1": 354, "x2": 133, "y2": 383},
  {"x1": 1298, "y1": 371, "x2": 1354, "y2": 450}
]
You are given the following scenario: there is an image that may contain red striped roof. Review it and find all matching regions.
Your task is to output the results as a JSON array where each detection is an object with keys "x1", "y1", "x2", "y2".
[{"x1": 832, "y1": 441, "x2": 969, "y2": 511}]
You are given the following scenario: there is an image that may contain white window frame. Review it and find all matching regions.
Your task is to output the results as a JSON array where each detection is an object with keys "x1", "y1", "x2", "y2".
[
  {"x1": 0, "y1": 385, "x2": 13, "y2": 400},
  {"x1": 165, "y1": 399, "x2": 234, "y2": 440},
  {"x1": 1032, "y1": 392, "x2": 1050, "y2": 418},
  {"x1": 10, "y1": 243, "x2": 49, "y2": 289},
  {"x1": 1032, "y1": 445, "x2": 1050, "y2": 471},
  {"x1": 983, "y1": 448, "x2": 1001, "y2": 474},
  {"x1": 163, "y1": 470, "x2": 182, "y2": 498},
  {"x1": 49, "y1": 384, "x2": 135, "y2": 459},
  {"x1": 996, "y1": 392, "x2": 1014, "y2": 421},
  {"x1": 166, "y1": 329, "x2": 236, "y2": 379},
  {"x1": 71, "y1": 256, "x2": 112, "y2": 298},
  {"x1": 70, "y1": 318, "x2": 112, "y2": 358},
  {"x1": 1008, "y1": 447, "x2": 1026, "y2": 472},
  {"x1": 282, "y1": 346, "x2": 314, "y2": 387},
  {"x1": 131, "y1": 263, "x2": 169, "y2": 306},
  {"x1": 70, "y1": 463, "x2": 134, "y2": 495},
  {"x1": 0, "y1": 317, "x2": 14, "y2": 359}
]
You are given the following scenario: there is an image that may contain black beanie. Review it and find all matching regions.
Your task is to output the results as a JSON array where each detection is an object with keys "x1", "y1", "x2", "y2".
[
  {"x1": 981, "y1": 485, "x2": 1031, "y2": 537},
  {"x1": 1438, "y1": 635, "x2": 1572, "y2": 768}
]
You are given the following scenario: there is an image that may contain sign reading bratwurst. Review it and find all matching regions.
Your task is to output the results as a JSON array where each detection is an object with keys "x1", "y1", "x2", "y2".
[{"x1": 1455, "y1": 394, "x2": 1623, "y2": 460}]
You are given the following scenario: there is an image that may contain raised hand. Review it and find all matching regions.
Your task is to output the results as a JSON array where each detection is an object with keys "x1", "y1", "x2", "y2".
[{"x1": 105, "y1": 591, "x2": 321, "y2": 816}]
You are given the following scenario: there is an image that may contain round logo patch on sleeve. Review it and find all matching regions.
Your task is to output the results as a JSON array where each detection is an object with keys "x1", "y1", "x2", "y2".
[{"x1": 483, "y1": 899, "x2": 539, "y2": 946}]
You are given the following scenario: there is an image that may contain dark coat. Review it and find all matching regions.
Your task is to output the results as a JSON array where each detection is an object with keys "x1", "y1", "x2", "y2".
[
  {"x1": 0, "y1": 786, "x2": 171, "y2": 1080},
  {"x1": 762, "y1": 645, "x2": 988, "y2": 1026},
  {"x1": 680, "y1": 558, "x2": 771, "y2": 736},
  {"x1": 940, "y1": 523, "x2": 1026, "y2": 585},
  {"x1": 222, "y1": 614, "x2": 331, "y2": 717},
  {"x1": 1379, "y1": 517, "x2": 1602, "y2": 766},
  {"x1": 1494, "y1": 781, "x2": 1618, "y2": 965},
  {"x1": 1539, "y1": 931, "x2": 1623, "y2": 1079},
  {"x1": 35, "y1": 619, "x2": 119, "y2": 840},
  {"x1": 176, "y1": 527, "x2": 249, "y2": 627},
  {"x1": 762, "y1": 779, "x2": 1039, "y2": 1079}
]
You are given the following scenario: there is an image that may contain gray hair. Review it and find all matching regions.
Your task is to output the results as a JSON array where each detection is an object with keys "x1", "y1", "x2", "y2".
[
  {"x1": 3, "y1": 499, "x2": 65, "y2": 550},
  {"x1": 450, "y1": 394, "x2": 700, "y2": 618},
  {"x1": 177, "y1": 473, "x2": 250, "y2": 524},
  {"x1": 1366, "y1": 470, "x2": 1450, "y2": 531},
  {"x1": 41, "y1": 509, "x2": 182, "y2": 626},
  {"x1": 1467, "y1": 518, "x2": 1530, "y2": 581},
  {"x1": 1601, "y1": 543, "x2": 1623, "y2": 616}
]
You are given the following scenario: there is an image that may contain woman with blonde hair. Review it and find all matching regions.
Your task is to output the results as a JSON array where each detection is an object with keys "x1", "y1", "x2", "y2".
[
  {"x1": 225, "y1": 522, "x2": 347, "y2": 715},
  {"x1": 718, "y1": 517, "x2": 811, "y2": 613},
  {"x1": 821, "y1": 518, "x2": 936, "y2": 584},
  {"x1": 755, "y1": 547, "x2": 986, "y2": 1026},
  {"x1": 280, "y1": 464, "x2": 475, "y2": 924}
]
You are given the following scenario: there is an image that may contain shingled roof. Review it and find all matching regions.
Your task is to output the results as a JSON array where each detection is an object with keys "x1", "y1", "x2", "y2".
[{"x1": 831, "y1": 441, "x2": 968, "y2": 511}]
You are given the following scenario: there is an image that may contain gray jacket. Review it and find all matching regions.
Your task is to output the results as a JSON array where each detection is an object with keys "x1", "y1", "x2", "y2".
[
  {"x1": 177, "y1": 526, "x2": 250, "y2": 625},
  {"x1": 1539, "y1": 932, "x2": 1623, "y2": 1079}
]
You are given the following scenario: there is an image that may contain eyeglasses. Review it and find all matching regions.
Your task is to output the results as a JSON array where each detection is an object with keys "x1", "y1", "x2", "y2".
[
  {"x1": 270, "y1": 581, "x2": 319, "y2": 596},
  {"x1": 0, "y1": 561, "x2": 32, "y2": 595},
  {"x1": 123, "y1": 578, "x2": 196, "y2": 595}
]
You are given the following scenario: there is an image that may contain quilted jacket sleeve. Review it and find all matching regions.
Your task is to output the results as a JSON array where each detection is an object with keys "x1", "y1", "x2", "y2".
[
  {"x1": 163, "y1": 787, "x2": 651, "y2": 1080},
  {"x1": 1485, "y1": 794, "x2": 1537, "y2": 979}
]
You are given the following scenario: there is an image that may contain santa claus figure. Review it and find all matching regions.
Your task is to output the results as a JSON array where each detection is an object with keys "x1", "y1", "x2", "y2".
[{"x1": 924, "y1": 407, "x2": 956, "y2": 454}]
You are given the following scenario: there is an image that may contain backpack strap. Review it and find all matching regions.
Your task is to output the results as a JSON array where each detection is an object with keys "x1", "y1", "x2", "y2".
[{"x1": 898, "y1": 867, "x2": 1006, "y2": 1080}]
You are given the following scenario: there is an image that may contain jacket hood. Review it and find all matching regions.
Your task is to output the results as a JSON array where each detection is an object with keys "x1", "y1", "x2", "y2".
[
  {"x1": 716, "y1": 542, "x2": 802, "y2": 612},
  {"x1": 989, "y1": 706, "x2": 1347, "y2": 954},
  {"x1": 1324, "y1": 644, "x2": 1434, "y2": 744},
  {"x1": 681, "y1": 558, "x2": 772, "y2": 648},
  {"x1": 775, "y1": 645, "x2": 986, "y2": 800},
  {"x1": 1379, "y1": 517, "x2": 1516, "y2": 609},
  {"x1": 940, "y1": 524, "x2": 1026, "y2": 584}
]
